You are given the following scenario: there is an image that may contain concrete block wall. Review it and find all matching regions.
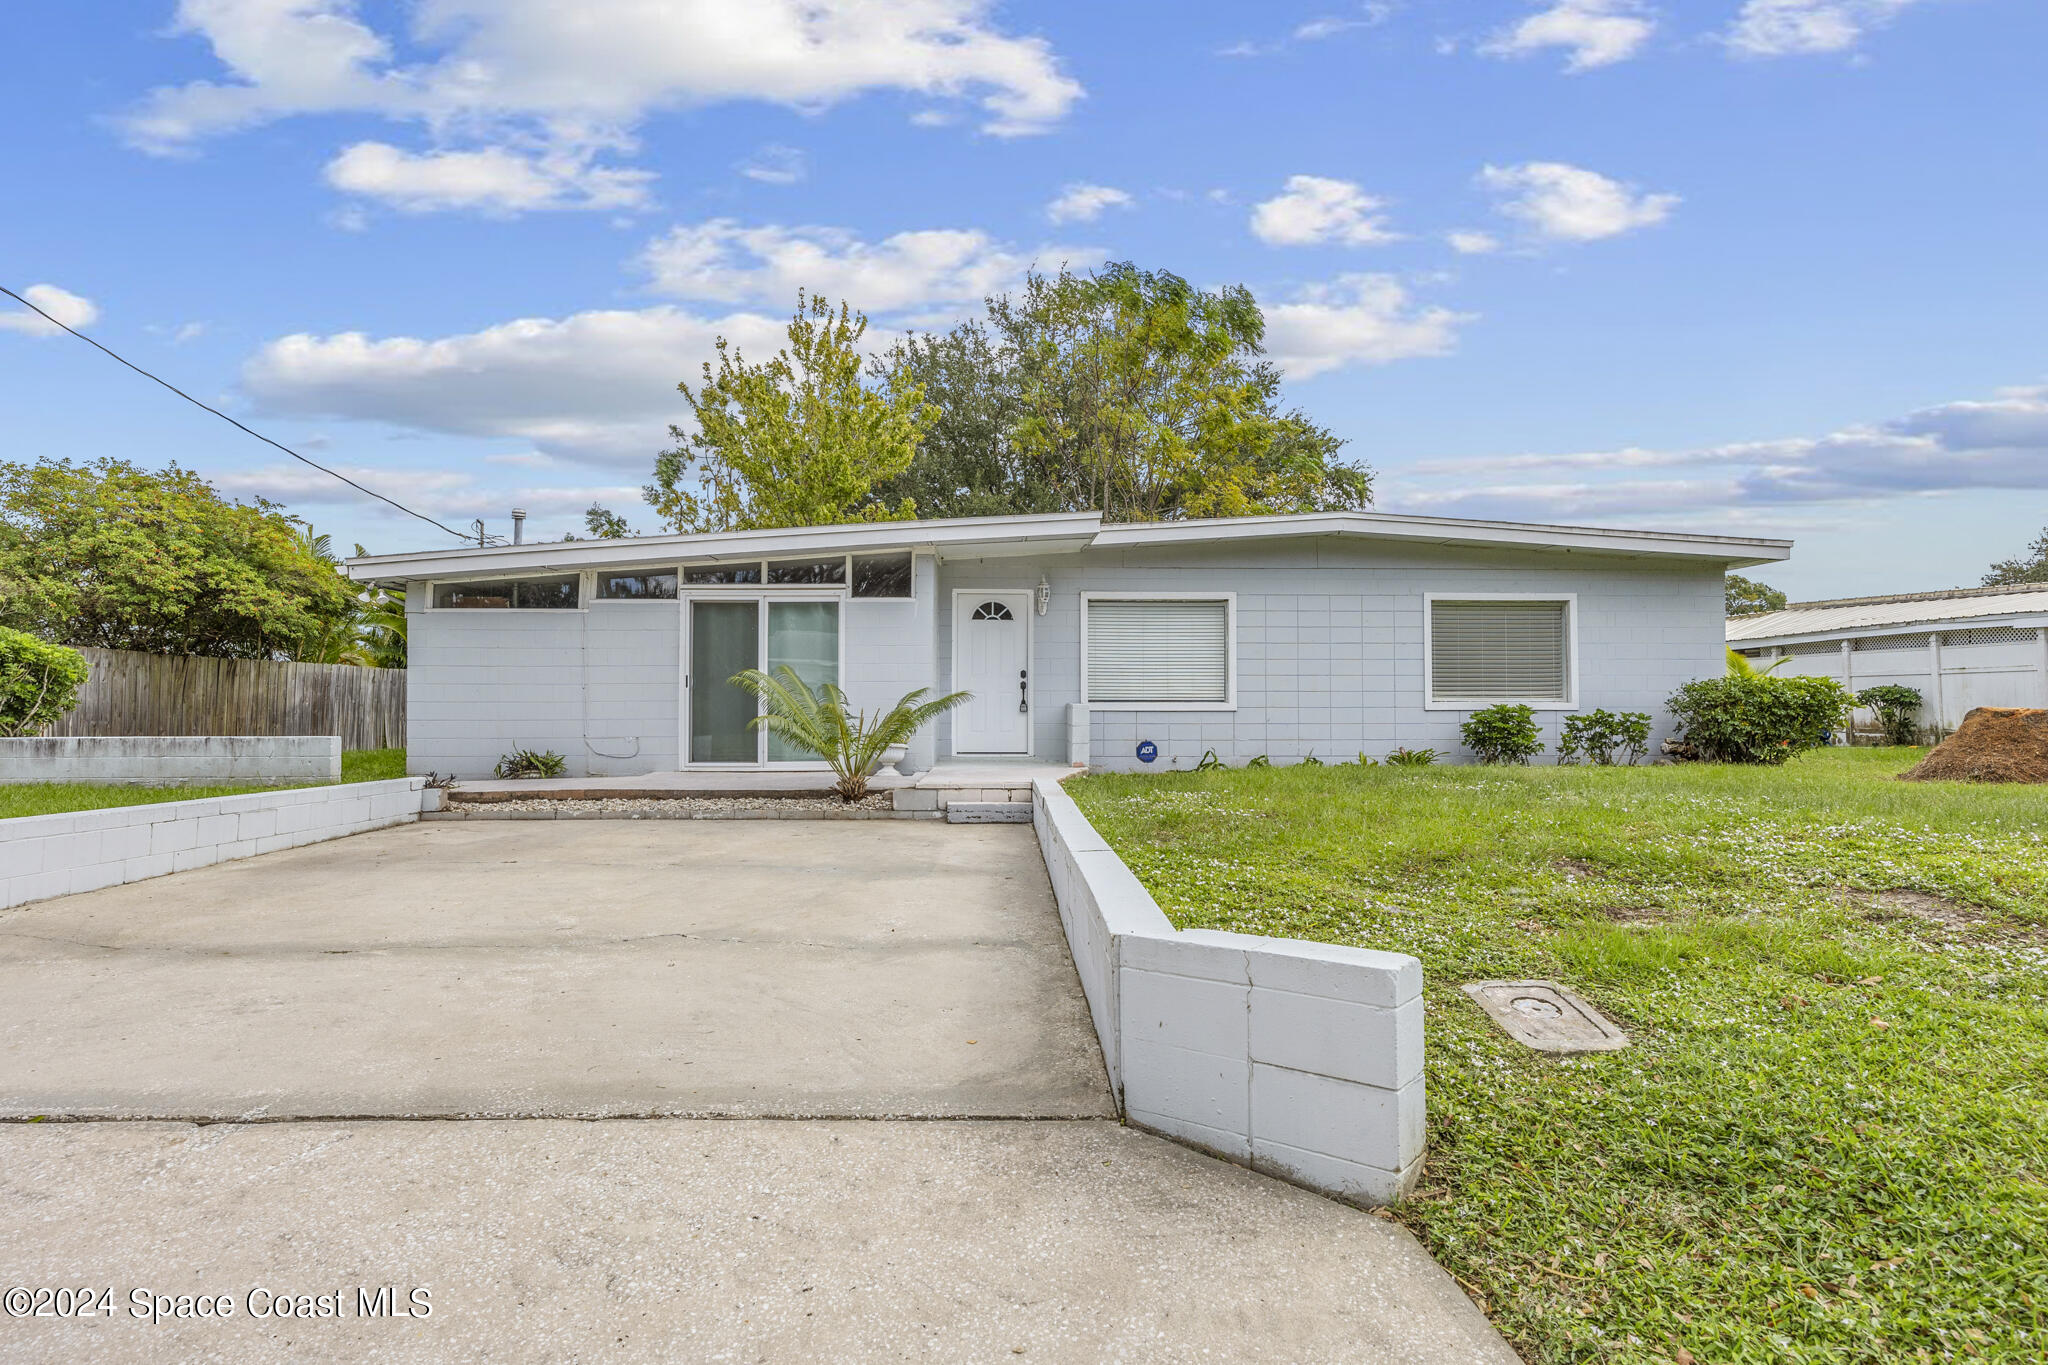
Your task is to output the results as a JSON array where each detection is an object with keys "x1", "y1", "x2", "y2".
[
  {"x1": 0, "y1": 736, "x2": 341, "y2": 786},
  {"x1": 944, "y1": 539, "x2": 1726, "y2": 771},
  {"x1": 1033, "y1": 777, "x2": 1426, "y2": 1205},
  {"x1": 406, "y1": 593, "x2": 680, "y2": 779},
  {"x1": 1, "y1": 778, "x2": 427, "y2": 910}
]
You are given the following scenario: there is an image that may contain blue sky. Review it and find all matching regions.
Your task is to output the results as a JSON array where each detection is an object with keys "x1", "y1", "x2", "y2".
[{"x1": 3, "y1": 0, "x2": 2044, "y2": 599}]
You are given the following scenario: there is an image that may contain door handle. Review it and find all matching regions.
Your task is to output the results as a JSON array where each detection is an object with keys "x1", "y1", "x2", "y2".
[{"x1": 1019, "y1": 668, "x2": 1028, "y2": 713}]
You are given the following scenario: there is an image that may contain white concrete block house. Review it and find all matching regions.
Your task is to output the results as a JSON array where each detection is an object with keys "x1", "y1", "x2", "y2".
[{"x1": 344, "y1": 511, "x2": 1790, "y2": 779}]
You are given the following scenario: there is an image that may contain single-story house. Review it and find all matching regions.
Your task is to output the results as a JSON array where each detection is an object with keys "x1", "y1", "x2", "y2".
[
  {"x1": 1729, "y1": 582, "x2": 2048, "y2": 736},
  {"x1": 343, "y1": 510, "x2": 1790, "y2": 778}
]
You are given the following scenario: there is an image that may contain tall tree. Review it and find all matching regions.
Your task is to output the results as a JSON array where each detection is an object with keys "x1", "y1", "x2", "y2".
[
  {"x1": 864, "y1": 320, "x2": 1058, "y2": 520},
  {"x1": 992, "y1": 263, "x2": 1370, "y2": 522},
  {"x1": 1983, "y1": 529, "x2": 2048, "y2": 586},
  {"x1": 1725, "y1": 573, "x2": 1789, "y2": 617},
  {"x1": 0, "y1": 458, "x2": 356, "y2": 659},
  {"x1": 646, "y1": 293, "x2": 932, "y2": 533}
]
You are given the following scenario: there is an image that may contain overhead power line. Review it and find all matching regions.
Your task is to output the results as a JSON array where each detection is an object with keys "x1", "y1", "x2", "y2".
[{"x1": 2, "y1": 283, "x2": 490, "y2": 545}]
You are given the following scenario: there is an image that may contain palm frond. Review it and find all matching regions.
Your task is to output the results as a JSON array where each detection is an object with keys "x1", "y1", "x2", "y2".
[{"x1": 727, "y1": 666, "x2": 970, "y2": 800}]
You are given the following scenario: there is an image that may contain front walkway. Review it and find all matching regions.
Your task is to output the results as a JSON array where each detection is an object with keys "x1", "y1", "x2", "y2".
[{"x1": 445, "y1": 757, "x2": 1076, "y2": 801}]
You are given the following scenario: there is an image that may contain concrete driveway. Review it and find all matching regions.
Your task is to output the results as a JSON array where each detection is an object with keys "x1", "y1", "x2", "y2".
[
  {"x1": 0, "y1": 819, "x2": 1515, "y2": 1362},
  {"x1": 0, "y1": 821, "x2": 1113, "y2": 1120}
]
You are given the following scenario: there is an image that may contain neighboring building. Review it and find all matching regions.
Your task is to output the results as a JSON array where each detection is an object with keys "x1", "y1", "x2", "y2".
[
  {"x1": 1729, "y1": 583, "x2": 2048, "y2": 736},
  {"x1": 344, "y1": 510, "x2": 1789, "y2": 778}
]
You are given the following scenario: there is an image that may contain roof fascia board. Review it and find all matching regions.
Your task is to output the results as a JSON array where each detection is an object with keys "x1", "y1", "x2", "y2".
[
  {"x1": 344, "y1": 512, "x2": 1102, "y2": 583},
  {"x1": 1092, "y1": 512, "x2": 1791, "y2": 564}
]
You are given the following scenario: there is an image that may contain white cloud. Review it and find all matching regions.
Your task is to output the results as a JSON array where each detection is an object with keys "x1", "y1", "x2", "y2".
[
  {"x1": 242, "y1": 305, "x2": 791, "y2": 466},
  {"x1": 1727, "y1": 0, "x2": 1924, "y2": 57},
  {"x1": 1447, "y1": 230, "x2": 1501, "y2": 255},
  {"x1": 1227, "y1": 4, "x2": 1394, "y2": 55},
  {"x1": 1481, "y1": 1, "x2": 1657, "y2": 72},
  {"x1": 1478, "y1": 161, "x2": 1678, "y2": 242},
  {"x1": 1250, "y1": 176, "x2": 1399, "y2": 247},
  {"x1": 1045, "y1": 183, "x2": 1134, "y2": 224},
  {"x1": 0, "y1": 284, "x2": 100, "y2": 336},
  {"x1": 638, "y1": 219, "x2": 1080, "y2": 318},
  {"x1": 324, "y1": 141, "x2": 653, "y2": 214},
  {"x1": 120, "y1": 0, "x2": 1081, "y2": 209},
  {"x1": 1387, "y1": 383, "x2": 2048, "y2": 521},
  {"x1": 1262, "y1": 274, "x2": 1471, "y2": 379},
  {"x1": 738, "y1": 143, "x2": 807, "y2": 185},
  {"x1": 216, "y1": 460, "x2": 647, "y2": 529}
]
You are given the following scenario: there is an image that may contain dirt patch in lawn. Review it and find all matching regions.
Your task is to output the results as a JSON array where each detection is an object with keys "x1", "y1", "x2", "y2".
[
  {"x1": 1597, "y1": 903, "x2": 1673, "y2": 925},
  {"x1": 1554, "y1": 858, "x2": 1612, "y2": 880},
  {"x1": 1849, "y1": 888, "x2": 2048, "y2": 944},
  {"x1": 1900, "y1": 707, "x2": 2048, "y2": 784}
]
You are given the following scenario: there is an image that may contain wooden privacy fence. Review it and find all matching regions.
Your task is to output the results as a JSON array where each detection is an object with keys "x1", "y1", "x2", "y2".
[{"x1": 46, "y1": 649, "x2": 406, "y2": 751}]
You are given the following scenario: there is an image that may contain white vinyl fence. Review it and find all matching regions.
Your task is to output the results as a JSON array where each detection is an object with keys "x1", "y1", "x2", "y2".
[{"x1": 1756, "y1": 626, "x2": 2048, "y2": 736}]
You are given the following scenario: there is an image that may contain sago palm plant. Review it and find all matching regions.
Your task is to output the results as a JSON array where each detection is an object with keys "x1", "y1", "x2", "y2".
[{"x1": 729, "y1": 665, "x2": 969, "y2": 801}]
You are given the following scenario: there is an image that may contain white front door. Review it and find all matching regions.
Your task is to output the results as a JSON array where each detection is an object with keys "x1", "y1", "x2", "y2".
[{"x1": 952, "y1": 590, "x2": 1032, "y2": 754}]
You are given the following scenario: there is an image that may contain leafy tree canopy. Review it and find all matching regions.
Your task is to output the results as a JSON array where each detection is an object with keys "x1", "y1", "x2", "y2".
[
  {"x1": 1983, "y1": 529, "x2": 2048, "y2": 586},
  {"x1": 1725, "y1": 573, "x2": 1788, "y2": 617},
  {"x1": 869, "y1": 263, "x2": 1369, "y2": 523},
  {"x1": 0, "y1": 458, "x2": 357, "y2": 659},
  {"x1": 584, "y1": 503, "x2": 634, "y2": 538},
  {"x1": 646, "y1": 292, "x2": 931, "y2": 533}
]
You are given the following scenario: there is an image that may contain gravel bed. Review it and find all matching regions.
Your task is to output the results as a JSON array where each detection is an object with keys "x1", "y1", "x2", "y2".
[{"x1": 436, "y1": 793, "x2": 911, "y2": 820}]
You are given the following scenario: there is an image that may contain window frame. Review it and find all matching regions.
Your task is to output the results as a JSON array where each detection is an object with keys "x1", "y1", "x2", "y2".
[
  {"x1": 593, "y1": 567, "x2": 680, "y2": 602},
  {"x1": 426, "y1": 573, "x2": 586, "y2": 612},
  {"x1": 849, "y1": 552, "x2": 916, "y2": 600},
  {"x1": 1080, "y1": 591, "x2": 1237, "y2": 712},
  {"x1": 1422, "y1": 592, "x2": 1579, "y2": 712},
  {"x1": 679, "y1": 553, "x2": 917, "y2": 599}
]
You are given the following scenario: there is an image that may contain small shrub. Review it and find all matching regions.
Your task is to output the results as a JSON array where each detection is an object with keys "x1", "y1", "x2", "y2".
[
  {"x1": 494, "y1": 749, "x2": 568, "y2": 779},
  {"x1": 1461, "y1": 703, "x2": 1544, "y2": 765},
  {"x1": 1195, "y1": 749, "x2": 1223, "y2": 772},
  {"x1": 1299, "y1": 751, "x2": 1323, "y2": 766},
  {"x1": 1387, "y1": 746, "x2": 1437, "y2": 767},
  {"x1": 1355, "y1": 753, "x2": 1380, "y2": 767},
  {"x1": 1247, "y1": 755, "x2": 1271, "y2": 768},
  {"x1": 1856, "y1": 684, "x2": 1923, "y2": 746},
  {"x1": 0, "y1": 628, "x2": 90, "y2": 738},
  {"x1": 1558, "y1": 709, "x2": 1654, "y2": 766},
  {"x1": 1666, "y1": 675, "x2": 1852, "y2": 765}
]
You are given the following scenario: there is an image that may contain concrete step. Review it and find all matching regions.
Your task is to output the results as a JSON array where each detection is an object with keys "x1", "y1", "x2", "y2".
[{"x1": 945, "y1": 802, "x2": 1033, "y2": 824}]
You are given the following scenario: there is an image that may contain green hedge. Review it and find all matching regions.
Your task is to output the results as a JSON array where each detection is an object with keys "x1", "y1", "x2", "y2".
[{"x1": 1668, "y1": 674, "x2": 1852, "y2": 765}]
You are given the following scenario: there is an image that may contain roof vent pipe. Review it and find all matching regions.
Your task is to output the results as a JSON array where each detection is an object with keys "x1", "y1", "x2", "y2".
[{"x1": 511, "y1": 508, "x2": 526, "y2": 545}]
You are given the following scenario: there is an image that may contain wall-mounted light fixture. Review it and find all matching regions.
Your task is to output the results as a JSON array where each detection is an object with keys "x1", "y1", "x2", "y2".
[{"x1": 1036, "y1": 573, "x2": 1051, "y2": 616}]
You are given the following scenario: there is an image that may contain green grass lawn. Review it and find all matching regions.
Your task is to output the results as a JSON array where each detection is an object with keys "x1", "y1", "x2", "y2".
[
  {"x1": 0, "y1": 747, "x2": 408, "y2": 821},
  {"x1": 1072, "y1": 749, "x2": 2047, "y2": 1364}
]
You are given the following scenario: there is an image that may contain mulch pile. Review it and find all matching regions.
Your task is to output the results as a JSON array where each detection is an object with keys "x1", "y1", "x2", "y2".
[{"x1": 1899, "y1": 707, "x2": 2048, "y2": 783}]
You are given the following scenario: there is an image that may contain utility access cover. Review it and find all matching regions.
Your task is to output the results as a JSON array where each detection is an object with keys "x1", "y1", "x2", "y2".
[{"x1": 1462, "y1": 980, "x2": 1628, "y2": 1054}]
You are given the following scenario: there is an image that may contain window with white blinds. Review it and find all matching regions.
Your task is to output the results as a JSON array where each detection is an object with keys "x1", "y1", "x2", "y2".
[
  {"x1": 1427, "y1": 598, "x2": 1573, "y2": 705},
  {"x1": 1085, "y1": 597, "x2": 1232, "y2": 705}
]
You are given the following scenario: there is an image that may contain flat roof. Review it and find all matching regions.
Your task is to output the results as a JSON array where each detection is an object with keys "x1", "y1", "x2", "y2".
[
  {"x1": 1727, "y1": 581, "x2": 2048, "y2": 643},
  {"x1": 345, "y1": 508, "x2": 1792, "y2": 584}
]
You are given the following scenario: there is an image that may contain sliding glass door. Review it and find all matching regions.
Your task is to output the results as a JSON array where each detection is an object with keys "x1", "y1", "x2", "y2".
[
  {"x1": 689, "y1": 600, "x2": 760, "y2": 764},
  {"x1": 687, "y1": 596, "x2": 841, "y2": 765}
]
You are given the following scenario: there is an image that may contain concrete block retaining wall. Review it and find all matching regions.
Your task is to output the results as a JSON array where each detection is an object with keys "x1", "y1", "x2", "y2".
[
  {"x1": 1033, "y1": 777, "x2": 1426, "y2": 1205},
  {"x1": 0, "y1": 736, "x2": 342, "y2": 786},
  {"x1": 1, "y1": 778, "x2": 428, "y2": 910}
]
